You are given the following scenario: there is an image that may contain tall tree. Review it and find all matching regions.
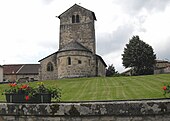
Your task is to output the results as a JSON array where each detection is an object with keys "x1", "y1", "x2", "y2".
[
  {"x1": 122, "y1": 36, "x2": 156, "y2": 75},
  {"x1": 106, "y1": 64, "x2": 118, "y2": 76}
]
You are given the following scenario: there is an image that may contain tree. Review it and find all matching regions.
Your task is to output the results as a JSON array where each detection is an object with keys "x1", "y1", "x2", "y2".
[
  {"x1": 106, "y1": 64, "x2": 118, "y2": 76},
  {"x1": 122, "y1": 35, "x2": 156, "y2": 75}
]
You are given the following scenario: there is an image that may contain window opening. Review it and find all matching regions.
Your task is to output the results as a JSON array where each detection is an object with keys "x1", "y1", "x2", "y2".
[
  {"x1": 68, "y1": 57, "x2": 71, "y2": 65},
  {"x1": 47, "y1": 62, "x2": 53, "y2": 71},
  {"x1": 72, "y1": 15, "x2": 75, "y2": 23},
  {"x1": 76, "y1": 15, "x2": 80, "y2": 23},
  {"x1": 78, "y1": 60, "x2": 82, "y2": 64}
]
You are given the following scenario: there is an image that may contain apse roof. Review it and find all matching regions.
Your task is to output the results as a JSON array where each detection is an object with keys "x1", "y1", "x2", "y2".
[{"x1": 59, "y1": 41, "x2": 91, "y2": 52}]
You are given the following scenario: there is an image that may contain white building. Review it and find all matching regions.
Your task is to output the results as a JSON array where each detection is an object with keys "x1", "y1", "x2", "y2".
[{"x1": 0, "y1": 65, "x2": 3, "y2": 82}]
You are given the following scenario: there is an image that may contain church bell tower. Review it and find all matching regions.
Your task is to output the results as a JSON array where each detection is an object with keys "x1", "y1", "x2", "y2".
[{"x1": 58, "y1": 4, "x2": 97, "y2": 54}]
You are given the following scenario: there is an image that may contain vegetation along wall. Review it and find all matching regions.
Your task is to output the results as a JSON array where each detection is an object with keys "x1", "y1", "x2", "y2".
[{"x1": 0, "y1": 99, "x2": 170, "y2": 121}]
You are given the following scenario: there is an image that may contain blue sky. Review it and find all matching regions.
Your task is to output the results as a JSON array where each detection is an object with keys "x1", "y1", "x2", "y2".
[{"x1": 0, "y1": 0, "x2": 170, "y2": 72}]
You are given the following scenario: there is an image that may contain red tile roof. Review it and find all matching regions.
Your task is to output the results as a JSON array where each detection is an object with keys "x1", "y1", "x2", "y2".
[
  {"x1": 3, "y1": 64, "x2": 23, "y2": 74},
  {"x1": 3, "y1": 64, "x2": 40, "y2": 75}
]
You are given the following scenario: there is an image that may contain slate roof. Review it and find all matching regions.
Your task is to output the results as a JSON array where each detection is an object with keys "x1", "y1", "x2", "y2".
[
  {"x1": 3, "y1": 64, "x2": 40, "y2": 75},
  {"x1": 59, "y1": 41, "x2": 92, "y2": 52}
]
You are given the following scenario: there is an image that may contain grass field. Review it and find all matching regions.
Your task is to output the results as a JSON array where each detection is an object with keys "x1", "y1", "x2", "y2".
[{"x1": 0, "y1": 74, "x2": 170, "y2": 101}]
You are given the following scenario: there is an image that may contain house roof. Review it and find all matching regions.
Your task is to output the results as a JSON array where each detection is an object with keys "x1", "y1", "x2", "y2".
[
  {"x1": 39, "y1": 42, "x2": 92, "y2": 62},
  {"x1": 58, "y1": 4, "x2": 96, "y2": 20},
  {"x1": 156, "y1": 59, "x2": 169, "y2": 63},
  {"x1": 96, "y1": 54, "x2": 107, "y2": 67},
  {"x1": 59, "y1": 41, "x2": 92, "y2": 52},
  {"x1": 3, "y1": 64, "x2": 40, "y2": 75},
  {"x1": 17, "y1": 64, "x2": 40, "y2": 74},
  {"x1": 3, "y1": 64, "x2": 23, "y2": 74}
]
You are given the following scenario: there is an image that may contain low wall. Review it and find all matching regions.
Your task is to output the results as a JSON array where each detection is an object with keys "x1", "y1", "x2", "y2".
[{"x1": 0, "y1": 99, "x2": 170, "y2": 121}]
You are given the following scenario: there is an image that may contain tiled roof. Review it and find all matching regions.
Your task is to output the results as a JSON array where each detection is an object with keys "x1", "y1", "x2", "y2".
[
  {"x1": 3, "y1": 64, "x2": 40, "y2": 75},
  {"x1": 17, "y1": 64, "x2": 40, "y2": 74},
  {"x1": 59, "y1": 41, "x2": 91, "y2": 52},
  {"x1": 3, "y1": 64, "x2": 23, "y2": 74}
]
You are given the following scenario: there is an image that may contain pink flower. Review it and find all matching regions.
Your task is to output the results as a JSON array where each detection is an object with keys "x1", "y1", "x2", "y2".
[
  {"x1": 163, "y1": 86, "x2": 167, "y2": 90},
  {"x1": 25, "y1": 95, "x2": 29, "y2": 101}
]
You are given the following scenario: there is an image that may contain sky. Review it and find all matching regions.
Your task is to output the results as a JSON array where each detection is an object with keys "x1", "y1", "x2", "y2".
[{"x1": 0, "y1": 0, "x2": 170, "y2": 73}]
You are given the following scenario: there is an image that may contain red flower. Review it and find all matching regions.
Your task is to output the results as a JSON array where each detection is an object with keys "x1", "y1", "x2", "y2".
[
  {"x1": 9, "y1": 83, "x2": 17, "y2": 87},
  {"x1": 21, "y1": 84, "x2": 28, "y2": 89},
  {"x1": 12, "y1": 83, "x2": 17, "y2": 87},
  {"x1": 163, "y1": 86, "x2": 167, "y2": 90},
  {"x1": 25, "y1": 95, "x2": 29, "y2": 101}
]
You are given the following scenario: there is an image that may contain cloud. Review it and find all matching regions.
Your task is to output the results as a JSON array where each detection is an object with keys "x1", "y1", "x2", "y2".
[
  {"x1": 114, "y1": 0, "x2": 170, "y2": 14},
  {"x1": 41, "y1": 0, "x2": 55, "y2": 5},
  {"x1": 96, "y1": 24, "x2": 134, "y2": 55}
]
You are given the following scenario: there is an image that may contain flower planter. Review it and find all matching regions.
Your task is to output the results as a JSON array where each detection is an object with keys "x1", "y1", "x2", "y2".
[
  {"x1": 3, "y1": 82, "x2": 61, "y2": 103},
  {"x1": 5, "y1": 93, "x2": 51, "y2": 103}
]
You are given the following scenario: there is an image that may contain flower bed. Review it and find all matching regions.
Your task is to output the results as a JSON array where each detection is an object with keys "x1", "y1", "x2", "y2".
[{"x1": 3, "y1": 82, "x2": 61, "y2": 103}]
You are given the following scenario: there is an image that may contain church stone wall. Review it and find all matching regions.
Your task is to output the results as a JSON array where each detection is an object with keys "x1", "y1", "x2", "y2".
[
  {"x1": 97, "y1": 58, "x2": 106, "y2": 76},
  {"x1": 57, "y1": 51, "x2": 96, "y2": 78},
  {"x1": 39, "y1": 54, "x2": 58, "y2": 81},
  {"x1": 39, "y1": 4, "x2": 106, "y2": 80}
]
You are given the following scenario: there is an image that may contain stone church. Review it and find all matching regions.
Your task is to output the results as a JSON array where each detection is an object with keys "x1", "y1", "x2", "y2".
[{"x1": 39, "y1": 4, "x2": 107, "y2": 80}]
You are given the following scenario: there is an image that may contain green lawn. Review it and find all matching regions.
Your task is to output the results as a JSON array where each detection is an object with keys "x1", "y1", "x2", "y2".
[{"x1": 0, "y1": 74, "x2": 170, "y2": 101}]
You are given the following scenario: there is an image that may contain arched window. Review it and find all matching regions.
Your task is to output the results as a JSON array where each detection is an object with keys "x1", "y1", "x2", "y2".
[
  {"x1": 76, "y1": 15, "x2": 80, "y2": 23},
  {"x1": 47, "y1": 62, "x2": 53, "y2": 71},
  {"x1": 72, "y1": 15, "x2": 75, "y2": 23},
  {"x1": 68, "y1": 57, "x2": 71, "y2": 65}
]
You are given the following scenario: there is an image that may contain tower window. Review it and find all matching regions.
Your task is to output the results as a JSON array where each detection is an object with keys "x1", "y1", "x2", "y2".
[
  {"x1": 76, "y1": 15, "x2": 80, "y2": 23},
  {"x1": 47, "y1": 62, "x2": 53, "y2": 71},
  {"x1": 72, "y1": 15, "x2": 75, "y2": 23},
  {"x1": 68, "y1": 57, "x2": 71, "y2": 65},
  {"x1": 78, "y1": 60, "x2": 82, "y2": 64},
  {"x1": 72, "y1": 15, "x2": 80, "y2": 23}
]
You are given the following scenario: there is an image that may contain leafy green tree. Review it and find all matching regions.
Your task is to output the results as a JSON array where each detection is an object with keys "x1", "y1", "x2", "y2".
[
  {"x1": 122, "y1": 35, "x2": 156, "y2": 75},
  {"x1": 106, "y1": 64, "x2": 118, "y2": 76}
]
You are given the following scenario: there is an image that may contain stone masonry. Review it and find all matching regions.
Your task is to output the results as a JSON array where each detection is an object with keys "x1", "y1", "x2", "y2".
[
  {"x1": 1, "y1": 99, "x2": 170, "y2": 121},
  {"x1": 39, "y1": 4, "x2": 106, "y2": 80}
]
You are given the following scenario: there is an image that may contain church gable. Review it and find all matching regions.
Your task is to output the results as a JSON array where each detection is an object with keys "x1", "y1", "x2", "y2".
[
  {"x1": 39, "y1": 53, "x2": 58, "y2": 80},
  {"x1": 58, "y1": 4, "x2": 96, "y2": 24}
]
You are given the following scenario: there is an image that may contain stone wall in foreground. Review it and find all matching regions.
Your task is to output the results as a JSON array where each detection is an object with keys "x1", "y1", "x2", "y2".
[{"x1": 0, "y1": 99, "x2": 170, "y2": 121}]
